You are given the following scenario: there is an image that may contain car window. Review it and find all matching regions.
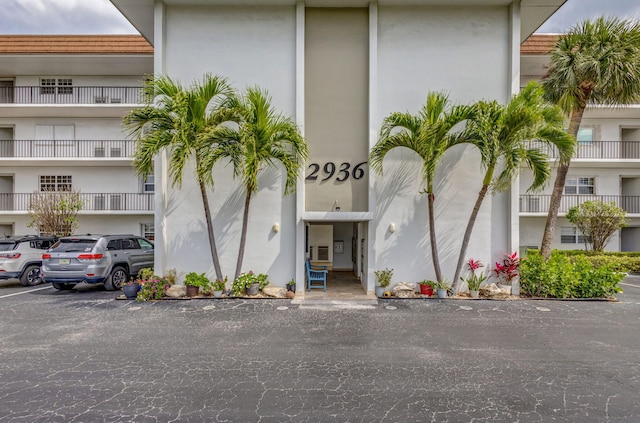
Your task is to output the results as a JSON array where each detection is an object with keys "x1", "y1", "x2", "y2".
[
  {"x1": 107, "y1": 239, "x2": 122, "y2": 251},
  {"x1": 50, "y1": 239, "x2": 97, "y2": 253},
  {"x1": 31, "y1": 240, "x2": 54, "y2": 249},
  {"x1": 122, "y1": 239, "x2": 139, "y2": 250},
  {"x1": 0, "y1": 242, "x2": 17, "y2": 251},
  {"x1": 138, "y1": 239, "x2": 153, "y2": 250}
]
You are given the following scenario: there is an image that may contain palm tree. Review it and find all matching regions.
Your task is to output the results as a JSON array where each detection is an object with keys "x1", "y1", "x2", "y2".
[
  {"x1": 203, "y1": 86, "x2": 308, "y2": 281},
  {"x1": 124, "y1": 73, "x2": 235, "y2": 281},
  {"x1": 540, "y1": 17, "x2": 640, "y2": 259},
  {"x1": 369, "y1": 92, "x2": 474, "y2": 282},
  {"x1": 451, "y1": 82, "x2": 574, "y2": 291}
]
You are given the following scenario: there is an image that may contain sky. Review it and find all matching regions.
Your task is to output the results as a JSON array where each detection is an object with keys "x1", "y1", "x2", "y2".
[{"x1": 0, "y1": 0, "x2": 639, "y2": 35}]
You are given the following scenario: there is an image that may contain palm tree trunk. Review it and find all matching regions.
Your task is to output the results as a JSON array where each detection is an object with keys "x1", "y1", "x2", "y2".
[
  {"x1": 539, "y1": 107, "x2": 585, "y2": 259},
  {"x1": 199, "y1": 179, "x2": 223, "y2": 281},
  {"x1": 234, "y1": 190, "x2": 252, "y2": 280},
  {"x1": 452, "y1": 183, "x2": 490, "y2": 292},
  {"x1": 427, "y1": 192, "x2": 442, "y2": 282}
]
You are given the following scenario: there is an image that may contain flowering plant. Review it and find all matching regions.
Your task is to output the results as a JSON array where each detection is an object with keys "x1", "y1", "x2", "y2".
[
  {"x1": 460, "y1": 258, "x2": 487, "y2": 291},
  {"x1": 232, "y1": 271, "x2": 269, "y2": 296},
  {"x1": 493, "y1": 251, "x2": 520, "y2": 285},
  {"x1": 136, "y1": 277, "x2": 170, "y2": 302}
]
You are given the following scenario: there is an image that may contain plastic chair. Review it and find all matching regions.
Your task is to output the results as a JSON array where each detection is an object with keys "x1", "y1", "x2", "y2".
[{"x1": 305, "y1": 259, "x2": 328, "y2": 292}]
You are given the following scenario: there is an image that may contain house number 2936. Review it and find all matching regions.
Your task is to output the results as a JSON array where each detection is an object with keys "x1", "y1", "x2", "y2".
[{"x1": 305, "y1": 161, "x2": 367, "y2": 182}]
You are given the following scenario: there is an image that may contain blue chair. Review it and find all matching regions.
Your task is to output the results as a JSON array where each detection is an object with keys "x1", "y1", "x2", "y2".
[{"x1": 305, "y1": 259, "x2": 328, "y2": 292}]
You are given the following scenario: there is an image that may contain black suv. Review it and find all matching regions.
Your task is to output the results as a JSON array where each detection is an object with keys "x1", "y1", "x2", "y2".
[{"x1": 0, "y1": 235, "x2": 58, "y2": 286}]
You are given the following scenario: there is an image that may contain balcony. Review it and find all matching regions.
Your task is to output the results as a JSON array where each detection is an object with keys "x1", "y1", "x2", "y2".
[
  {"x1": 0, "y1": 86, "x2": 144, "y2": 105},
  {"x1": 520, "y1": 195, "x2": 640, "y2": 214},
  {"x1": 0, "y1": 140, "x2": 136, "y2": 159},
  {"x1": 0, "y1": 193, "x2": 153, "y2": 212},
  {"x1": 529, "y1": 141, "x2": 640, "y2": 160}
]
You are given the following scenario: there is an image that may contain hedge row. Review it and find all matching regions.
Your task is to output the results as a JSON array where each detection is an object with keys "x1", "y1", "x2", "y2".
[
  {"x1": 520, "y1": 252, "x2": 624, "y2": 299},
  {"x1": 525, "y1": 249, "x2": 640, "y2": 273}
]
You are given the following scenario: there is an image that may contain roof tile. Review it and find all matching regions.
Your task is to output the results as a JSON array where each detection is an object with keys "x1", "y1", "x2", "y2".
[{"x1": 0, "y1": 35, "x2": 153, "y2": 55}]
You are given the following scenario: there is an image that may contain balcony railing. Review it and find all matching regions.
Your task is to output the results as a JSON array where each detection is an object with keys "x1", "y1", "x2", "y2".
[
  {"x1": 528, "y1": 140, "x2": 640, "y2": 159},
  {"x1": 0, "y1": 193, "x2": 153, "y2": 212},
  {"x1": 0, "y1": 86, "x2": 144, "y2": 105},
  {"x1": 520, "y1": 195, "x2": 640, "y2": 214},
  {"x1": 0, "y1": 140, "x2": 136, "y2": 159}
]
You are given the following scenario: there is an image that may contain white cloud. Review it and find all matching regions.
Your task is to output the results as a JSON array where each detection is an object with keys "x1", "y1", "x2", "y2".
[{"x1": 0, "y1": 0, "x2": 138, "y2": 34}]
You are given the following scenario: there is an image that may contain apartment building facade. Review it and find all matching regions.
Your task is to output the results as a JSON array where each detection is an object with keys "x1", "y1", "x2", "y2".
[
  {"x1": 0, "y1": 35, "x2": 154, "y2": 239},
  {"x1": 520, "y1": 34, "x2": 640, "y2": 253},
  {"x1": 111, "y1": 0, "x2": 565, "y2": 290}
]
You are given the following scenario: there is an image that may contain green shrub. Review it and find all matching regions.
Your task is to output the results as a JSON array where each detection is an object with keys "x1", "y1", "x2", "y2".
[
  {"x1": 520, "y1": 252, "x2": 623, "y2": 298},
  {"x1": 184, "y1": 272, "x2": 211, "y2": 289},
  {"x1": 232, "y1": 271, "x2": 269, "y2": 296},
  {"x1": 524, "y1": 249, "x2": 640, "y2": 274}
]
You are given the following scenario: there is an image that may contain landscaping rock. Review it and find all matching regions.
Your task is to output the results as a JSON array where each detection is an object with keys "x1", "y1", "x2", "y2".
[
  {"x1": 262, "y1": 286, "x2": 287, "y2": 298},
  {"x1": 393, "y1": 282, "x2": 415, "y2": 298},
  {"x1": 165, "y1": 285, "x2": 186, "y2": 298}
]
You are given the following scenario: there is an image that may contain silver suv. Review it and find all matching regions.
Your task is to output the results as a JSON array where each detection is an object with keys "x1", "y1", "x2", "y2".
[
  {"x1": 41, "y1": 234, "x2": 154, "y2": 291},
  {"x1": 0, "y1": 235, "x2": 58, "y2": 286}
]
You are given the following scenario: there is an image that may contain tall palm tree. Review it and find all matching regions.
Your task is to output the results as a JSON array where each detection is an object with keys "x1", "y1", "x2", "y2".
[
  {"x1": 369, "y1": 92, "x2": 474, "y2": 282},
  {"x1": 124, "y1": 74, "x2": 235, "y2": 281},
  {"x1": 203, "y1": 87, "x2": 308, "y2": 280},
  {"x1": 451, "y1": 82, "x2": 574, "y2": 291},
  {"x1": 540, "y1": 17, "x2": 640, "y2": 259}
]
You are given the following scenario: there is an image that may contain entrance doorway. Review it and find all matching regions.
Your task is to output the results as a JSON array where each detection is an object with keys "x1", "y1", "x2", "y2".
[{"x1": 305, "y1": 221, "x2": 369, "y2": 298}]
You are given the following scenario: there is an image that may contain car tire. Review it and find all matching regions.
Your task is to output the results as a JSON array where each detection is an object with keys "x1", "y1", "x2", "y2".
[
  {"x1": 105, "y1": 266, "x2": 128, "y2": 291},
  {"x1": 20, "y1": 264, "x2": 42, "y2": 286},
  {"x1": 52, "y1": 282, "x2": 74, "y2": 290}
]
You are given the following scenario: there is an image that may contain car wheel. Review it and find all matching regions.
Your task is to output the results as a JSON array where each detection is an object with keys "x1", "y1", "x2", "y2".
[
  {"x1": 105, "y1": 266, "x2": 128, "y2": 291},
  {"x1": 52, "y1": 283, "x2": 74, "y2": 290},
  {"x1": 20, "y1": 265, "x2": 42, "y2": 286}
]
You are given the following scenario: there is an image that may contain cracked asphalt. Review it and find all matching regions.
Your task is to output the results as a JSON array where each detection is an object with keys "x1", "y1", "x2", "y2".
[{"x1": 1, "y1": 277, "x2": 639, "y2": 422}]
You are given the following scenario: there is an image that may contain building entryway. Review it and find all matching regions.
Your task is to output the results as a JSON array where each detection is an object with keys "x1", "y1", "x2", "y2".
[{"x1": 303, "y1": 220, "x2": 373, "y2": 300}]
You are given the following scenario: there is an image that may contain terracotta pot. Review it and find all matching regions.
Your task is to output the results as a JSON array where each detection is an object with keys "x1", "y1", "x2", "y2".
[
  {"x1": 419, "y1": 284, "x2": 433, "y2": 296},
  {"x1": 186, "y1": 285, "x2": 199, "y2": 297}
]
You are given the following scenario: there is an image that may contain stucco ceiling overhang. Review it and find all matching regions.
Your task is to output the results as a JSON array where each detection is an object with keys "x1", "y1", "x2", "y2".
[{"x1": 110, "y1": 0, "x2": 567, "y2": 45}]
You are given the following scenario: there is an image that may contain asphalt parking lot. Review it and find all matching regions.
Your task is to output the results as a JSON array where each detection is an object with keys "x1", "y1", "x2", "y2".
[{"x1": 1, "y1": 277, "x2": 639, "y2": 422}]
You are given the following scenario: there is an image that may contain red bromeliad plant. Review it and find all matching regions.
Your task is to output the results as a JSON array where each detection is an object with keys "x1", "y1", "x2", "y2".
[{"x1": 493, "y1": 251, "x2": 520, "y2": 285}]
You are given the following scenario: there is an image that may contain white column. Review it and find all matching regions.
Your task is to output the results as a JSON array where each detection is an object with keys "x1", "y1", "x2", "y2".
[
  {"x1": 366, "y1": 1, "x2": 378, "y2": 293},
  {"x1": 295, "y1": 1, "x2": 306, "y2": 290},
  {"x1": 153, "y1": 0, "x2": 168, "y2": 274},
  {"x1": 509, "y1": 0, "x2": 521, "y2": 254}
]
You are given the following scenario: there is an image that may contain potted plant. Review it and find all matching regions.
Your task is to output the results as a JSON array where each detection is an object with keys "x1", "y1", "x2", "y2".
[
  {"x1": 212, "y1": 278, "x2": 226, "y2": 299},
  {"x1": 374, "y1": 268, "x2": 393, "y2": 297},
  {"x1": 286, "y1": 279, "x2": 296, "y2": 293},
  {"x1": 418, "y1": 280, "x2": 434, "y2": 296},
  {"x1": 184, "y1": 272, "x2": 210, "y2": 297},
  {"x1": 233, "y1": 271, "x2": 269, "y2": 296},
  {"x1": 433, "y1": 279, "x2": 450, "y2": 299},
  {"x1": 494, "y1": 251, "x2": 520, "y2": 295},
  {"x1": 460, "y1": 258, "x2": 487, "y2": 299},
  {"x1": 121, "y1": 278, "x2": 140, "y2": 300}
]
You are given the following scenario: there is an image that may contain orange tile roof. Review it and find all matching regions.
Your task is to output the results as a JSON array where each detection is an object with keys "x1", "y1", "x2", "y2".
[
  {"x1": 521, "y1": 34, "x2": 559, "y2": 55},
  {"x1": 0, "y1": 35, "x2": 153, "y2": 55}
]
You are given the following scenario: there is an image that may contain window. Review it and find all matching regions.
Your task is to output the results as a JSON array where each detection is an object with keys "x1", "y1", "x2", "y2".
[
  {"x1": 141, "y1": 223, "x2": 154, "y2": 240},
  {"x1": 143, "y1": 175, "x2": 154, "y2": 193},
  {"x1": 564, "y1": 177, "x2": 594, "y2": 195},
  {"x1": 39, "y1": 175, "x2": 72, "y2": 192},
  {"x1": 577, "y1": 127, "x2": 595, "y2": 145},
  {"x1": 57, "y1": 79, "x2": 72, "y2": 95},
  {"x1": 561, "y1": 227, "x2": 588, "y2": 244},
  {"x1": 40, "y1": 78, "x2": 72, "y2": 95},
  {"x1": 40, "y1": 78, "x2": 55, "y2": 95}
]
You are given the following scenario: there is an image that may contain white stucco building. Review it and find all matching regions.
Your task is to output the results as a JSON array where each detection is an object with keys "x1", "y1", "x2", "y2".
[
  {"x1": 520, "y1": 34, "x2": 640, "y2": 253},
  {"x1": 0, "y1": 35, "x2": 154, "y2": 238},
  {"x1": 109, "y1": 0, "x2": 565, "y2": 292}
]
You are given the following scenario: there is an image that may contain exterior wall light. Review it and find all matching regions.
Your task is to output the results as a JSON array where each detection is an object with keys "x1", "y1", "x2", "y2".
[
  {"x1": 273, "y1": 223, "x2": 280, "y2": 233},
  {"x1": 389, "y1": 223, "x2": 396, "y2": 233}
]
